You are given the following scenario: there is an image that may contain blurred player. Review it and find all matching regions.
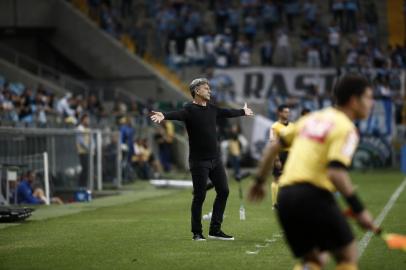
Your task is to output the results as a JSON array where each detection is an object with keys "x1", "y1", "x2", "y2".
[
  {"x1": 151, "y1": 78, "x2": 253, "y2": 241},
  {"x1": 249, "y1": 74, "x2": 379, "y2": 270},
  {"x1": 269, "y1": 104, "x2": 293, "y2": 209}
]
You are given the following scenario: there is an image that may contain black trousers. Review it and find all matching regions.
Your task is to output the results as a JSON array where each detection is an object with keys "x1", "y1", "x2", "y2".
[
  {"x1": 79, "y1": 153, "x2": 89, "y2": 188},
  {"x1": 189, "y1": 158, "x2": 229, "y2": 234}
]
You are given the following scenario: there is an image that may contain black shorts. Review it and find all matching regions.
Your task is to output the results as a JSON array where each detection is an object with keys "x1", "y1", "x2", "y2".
[
  {"x1": 272, "y1": 151, "x2": 288, "y2": 178},
  {"x1": 276, "y1": 183, "x2": 354, "y2": 258}
]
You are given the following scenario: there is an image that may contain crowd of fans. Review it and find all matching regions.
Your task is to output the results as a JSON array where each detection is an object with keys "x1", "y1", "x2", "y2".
[
  {"x1": 0, "y1": 74, "x2": 189, "y2": 180},
  {"x1": 73, "y1": 1, "x2": 406, "y2": 112},
  {"x1": 0, "y1": 74, "x2": 162, "y2": 129},
  {"x1": 73, "y1": 0, "x2": 406, "y2": 71}
]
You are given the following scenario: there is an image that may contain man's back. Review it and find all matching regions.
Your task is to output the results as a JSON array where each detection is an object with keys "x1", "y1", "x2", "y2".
[{"x1": 280, "y1": 107, "x2": 359, "y2": 192}]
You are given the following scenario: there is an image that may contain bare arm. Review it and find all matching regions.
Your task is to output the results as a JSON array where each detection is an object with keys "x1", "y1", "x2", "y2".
[
  {"x1": 327, "y1": 168, "x2": 355, "y2": 196},
  {"x1": 328, "y1": 167, "x2": 379, "y2": 233},
  {"x1": 248, "y1": 140, "x2": 281, "y2": 202},
  {"x1": 256, "y1": 140, "x2": 281, "y2": 182}
]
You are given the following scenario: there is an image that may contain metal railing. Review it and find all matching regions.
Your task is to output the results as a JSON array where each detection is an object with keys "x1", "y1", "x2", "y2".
[{"x1": 0, "y1": 127, "x2": 122, "y2": 204}]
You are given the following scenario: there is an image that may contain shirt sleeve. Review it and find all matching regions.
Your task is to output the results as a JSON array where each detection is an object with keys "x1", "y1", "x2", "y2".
[
  {"x1": 327, "y1": 127, "x2": 359, "y2": 167},
  {"x1": 216, "y1": 107, "x2": 245, "y2": 119},
  {"x1": 163, "y1": 109, "x2": 187, "y2": 121},
  {"x1": 270, "y1": 125, "x2": 279, "y2": 141}
]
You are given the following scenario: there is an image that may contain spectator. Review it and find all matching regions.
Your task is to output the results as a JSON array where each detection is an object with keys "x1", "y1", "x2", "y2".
[
  {"x1": 243, "y1": 12, "x2": 257, "y2": 47},
  {"x1": 344, "y1": 0, "x2": 358, "y2": 33},
  {"x1": 100, "y1": 3, "x2": 116, "y2": 36},
  {"x1": 303, "y1": 0, "x2": 318, "y2": 27},
  {"x1": 306, "y1": 46, "x2": 321, "y2": 68},
  {"x1": 274, "y1": 30, "x2": 293, "y2": 66},
  {"x1": 235, "y1": 37, "x2": 252, "y2": 66},
  {"x1": 215, "y1": 2, "x2": 229, "y2": 34},
  {"x1": 16, "y1": 170, "x2": 63, "y2": 205},
  {"x1": 119, "y1": 116, "x2": 135, "y2": 164},
  {"x1": 132, "y1": 138, "x2": 152, "y2": 179},
  {"x1": 328, "y1": 25, "x2": 341, "y2": 64},
  {"x1": 260, "y1": 37, "x2": 273, "y2": 65},
  {"x1": 331, "y1": 0, "x2": 345, "y2": 31},
  {"x1": 16, "y1": 170, "x2": 44, "y2": 205},
  {"x1": 227, "y1": 4, "x2": 241, "y2": 42},
  {"x1": 155, "y1": 121, "x2": 174, "y2": 172},
  {"x1": 215, "y1": 39, "x2": 231, "y2": 68},
  {"x1": 76, "y1": 114, "x2": 92, "y2": 188},
  {"x1": 57, "y1": 93, "x2": 77, "y2": 125},
  {"x1": 87, "y1": 94, "x2": 105, "y2": 122},
  {"x1": 227, "y1": 124, "x2": 244, "y2": 178},
  {"x1": 261, "y1": 0, "x2": 279, "y2": 35},
  {"x1": 364, "y1": 2, "x2": 379, "y2": 41},
  {"x1": 284, "y1": 0, "x2": 300, "y2": 32}
]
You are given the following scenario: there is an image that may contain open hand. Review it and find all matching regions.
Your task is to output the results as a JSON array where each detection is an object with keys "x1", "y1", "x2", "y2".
[
  {"x1": 248, "y1": 182, "x2": 267, "y2": 202},
  {"x1": 356, "y1": 210, "x2": 378, "y2": 232},
  {"x1": 243, "y1": 102, "x2": 254, "y2": 116},
  {"x1": 150, "y1": 111, "x2": 165, "y2": 123}
]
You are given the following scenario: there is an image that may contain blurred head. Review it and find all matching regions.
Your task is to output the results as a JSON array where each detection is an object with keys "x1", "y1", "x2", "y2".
[
  {"x1": 88, "y1": 94, "x2": 98, "y2": 104},
  {"x1": 80, "y1": 114, "x2": 90, "y2": 127},
  {"x1": 25, "y1": 170, "x2": 36, "y2": 183},
  {"x1": 189, "y1": 78, "x2": 211, "y2": 101},
  {"x1": 231, "y1": 124, "x2": 240, "y2": 134},
  {"x1": 119, "y1": 116, "x2": 128, "y2": 125},
  {"x1": 334, "y1": 74, "x2": 374, "y2": 120},
  {"x1": 277, "y1": 104, "x2": 290, "y2": 123}
]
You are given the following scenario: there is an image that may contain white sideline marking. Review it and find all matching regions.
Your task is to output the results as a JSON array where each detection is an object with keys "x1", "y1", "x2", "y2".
[
  {"x1": 245, "y1": 236, "x2": 280, "y2": 255},
  {"x1": 265, "y1": 239, "x2": 277, "y2": 243},
  {"x1": 358, "y1": 178, "x2": 406, "y2": 258}
]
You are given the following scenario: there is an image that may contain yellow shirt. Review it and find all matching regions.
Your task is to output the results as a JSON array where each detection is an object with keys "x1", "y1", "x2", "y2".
[
  {"x1": 279, "y1": 107, "x2": 359, "y2": 192},
  {"x1": 165, "y1": 121, "x2": 175, "y2": 143},
  {"x1": 228, "y1": 139, "x2": 241, "y2": 156},
  {"x1": 270, "y1": 121, "x2": 293, "y2": 152},
  {"x1": 76, "y1": 125, "x2": 91, "y2": 154}
]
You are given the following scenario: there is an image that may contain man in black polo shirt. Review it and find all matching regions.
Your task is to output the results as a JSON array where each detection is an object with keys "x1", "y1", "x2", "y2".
[{"x1": 151, "y1": 78, "x2": 253, "y2": 241}]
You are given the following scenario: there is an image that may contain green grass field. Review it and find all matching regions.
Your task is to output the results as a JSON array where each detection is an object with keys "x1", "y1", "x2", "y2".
[{"x1": 1, "y1": 170, "x2": 405, "y2": 270}]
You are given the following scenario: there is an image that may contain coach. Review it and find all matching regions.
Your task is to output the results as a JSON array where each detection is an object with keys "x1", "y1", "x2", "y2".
[{"x1": 151, "y1": 78, "x2": 253, "y2": 241}]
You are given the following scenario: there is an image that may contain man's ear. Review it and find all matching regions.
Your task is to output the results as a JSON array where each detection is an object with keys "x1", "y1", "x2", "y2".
[{"x1": 348, "y1": 95, "x2": 358, "y2": 109}]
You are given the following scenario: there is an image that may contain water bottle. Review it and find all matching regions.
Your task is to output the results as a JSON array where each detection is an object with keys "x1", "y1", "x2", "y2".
[
  {"x1": 239, "y1": 205, "x2": 246, "y2": 220},
  {"x1": 86, "y1": 190, "x2": 92, "y2": 202}
]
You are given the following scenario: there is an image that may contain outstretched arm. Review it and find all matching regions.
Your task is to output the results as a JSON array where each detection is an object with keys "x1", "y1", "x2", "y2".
[
  {"x1": 217, "y1": 102, "x2": 254, "y2": 118},
  {"x1": 150, "y1": 109, "x2": 186, "y2": 123}
]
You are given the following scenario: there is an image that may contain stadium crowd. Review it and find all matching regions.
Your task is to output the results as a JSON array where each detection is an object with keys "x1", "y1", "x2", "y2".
[
  {"x1": 72, "y1": 0, "x2": 406, "y2": 71},
  {"x1": 69, "y1": 0, "x2": 406, "y2": 123}
]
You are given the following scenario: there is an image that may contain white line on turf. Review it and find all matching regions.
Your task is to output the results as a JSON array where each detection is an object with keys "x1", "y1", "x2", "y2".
[
  {"x1": 255, "y1": 244, "x2": 269, "y2": 248},
  {"x1": 245, "y1": 234, "x2": 281, "y2": 255},
  {"x1": 265, "y1": 239, "x2": 277, "y2": 243},
  {"x1": 358, "y1": 178, "x2": 406, "y2": 258}
]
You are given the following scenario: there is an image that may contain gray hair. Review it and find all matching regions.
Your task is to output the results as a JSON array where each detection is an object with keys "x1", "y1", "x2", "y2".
[{"x1": 189, "y1": 78, "x2": 209, "y2": 98}]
